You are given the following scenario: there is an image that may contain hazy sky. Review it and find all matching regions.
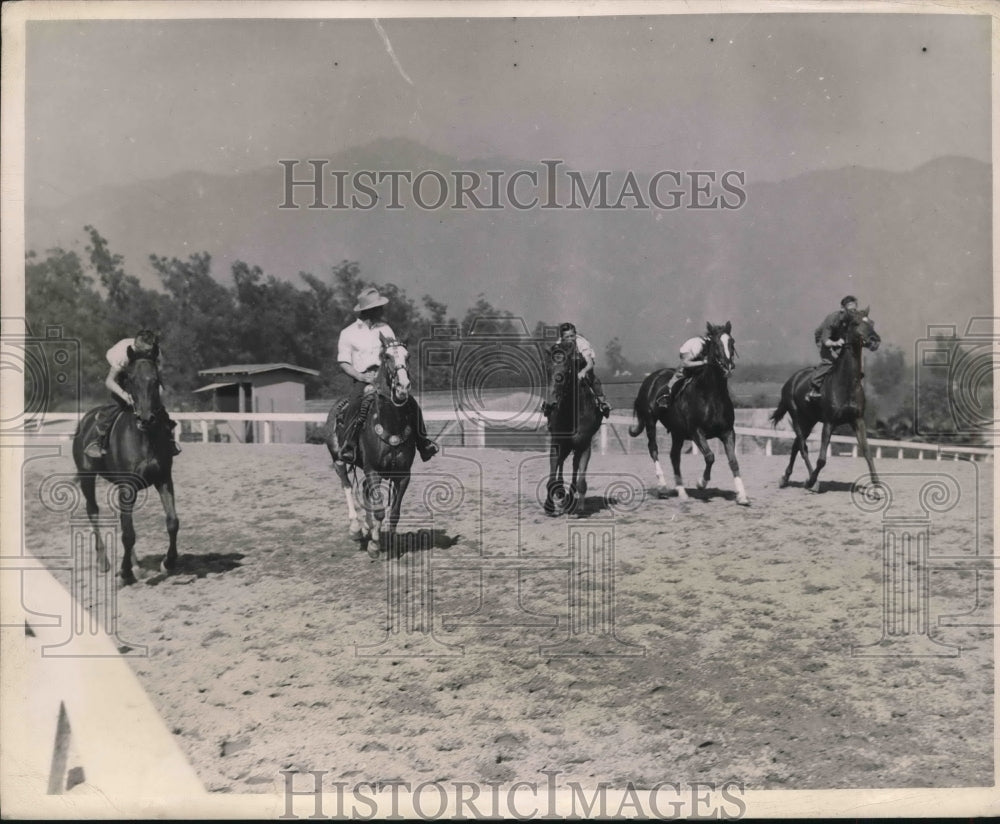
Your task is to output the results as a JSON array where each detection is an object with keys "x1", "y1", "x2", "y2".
[{"x1": 25, "y1": 12, "x2": 991, "y2": 208}]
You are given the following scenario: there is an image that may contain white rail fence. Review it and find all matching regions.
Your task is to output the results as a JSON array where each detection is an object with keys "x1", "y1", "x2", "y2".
[{"x1": 27, "y1": 410, "x2": 993, "y2": 461}]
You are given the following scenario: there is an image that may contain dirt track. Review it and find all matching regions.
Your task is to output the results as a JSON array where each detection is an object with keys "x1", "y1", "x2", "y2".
[{"x1": 21, "y1": 443, "x2": 994, "y2": 793}]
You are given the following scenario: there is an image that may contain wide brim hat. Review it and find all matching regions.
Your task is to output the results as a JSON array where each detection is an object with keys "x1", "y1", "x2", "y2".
[{"x1": 354, "y1": 287, "x2": 389, "y2": 313}]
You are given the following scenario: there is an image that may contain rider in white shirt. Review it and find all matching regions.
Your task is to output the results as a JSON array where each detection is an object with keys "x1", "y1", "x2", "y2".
[
  {"x1": 84, "y1": 330, "x2": 182, "y2": 458},
  {"x1": 658, "y1": 334, "x2": 710, "y2": 405},
  {"x1": 336, "y1": 287, "x2": 437, "y2": 463}
]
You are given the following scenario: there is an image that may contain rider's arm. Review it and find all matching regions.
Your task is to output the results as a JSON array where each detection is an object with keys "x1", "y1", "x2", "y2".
[
  {"x1": 817, "y1": 313, "x2": 844, "y2": 349},
  {"x1": 340, "y1": 362, "x2": 376, "y2": 383},
  {"x1": 104, "y1": 365, "x2": 132, "y2": 404}
]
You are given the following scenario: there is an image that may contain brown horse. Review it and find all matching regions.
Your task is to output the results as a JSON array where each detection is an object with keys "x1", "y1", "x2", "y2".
[
  {"x1": 543, "y1": 342, "x2": 603, "y2": 516},
  {"x1": 629, "y1": 322, "x2": 749, "y2": 505},
  {"x1": 72, "y1": 351, "x2": 179, "y2": 585},
  {"x1": 770, "y1": 307, "x2": 881, "y2": 492},
  {"x1": 325, "y1": 336, "x2": 416, "y2": 558}
]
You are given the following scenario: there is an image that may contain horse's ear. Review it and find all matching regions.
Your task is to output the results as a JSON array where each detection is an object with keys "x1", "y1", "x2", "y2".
[
  {"x1": 724, "y1": 321, "x2": 732, "y2": 334},
  {"x1": 379, "y1": 331, "x2": 389, "y2": 344},
  {"x1": 862, "y1": 306, "x2": 870, "y2": 317},
  {"x1": 126, "y1": 345, "x2": 136, "y2": 362},
  {"x1": 706, "y1": 322, "x2": 713, "y2": 334},
  {"x1": 151, "y1": 342, "x2": 160, "y2": 361}
]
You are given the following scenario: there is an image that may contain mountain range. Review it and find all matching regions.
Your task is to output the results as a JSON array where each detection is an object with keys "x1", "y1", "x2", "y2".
[{"x1": 26, "y1": 138, "x2": 991, "y2": 364}]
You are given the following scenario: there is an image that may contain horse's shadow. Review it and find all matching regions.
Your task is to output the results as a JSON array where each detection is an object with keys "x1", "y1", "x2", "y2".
[
  {"x1": 137, "y1": 552, "x2": 245, "y2": 585},
  {"x1": 379, "y1": 529, "x2": 463, "y2": 558},
  {"x1": 645, "y1": 485, "x2": 740, "y2": 504},
  {"x1": 778, "y1": 479, "x2": 856, "y2": 493}
]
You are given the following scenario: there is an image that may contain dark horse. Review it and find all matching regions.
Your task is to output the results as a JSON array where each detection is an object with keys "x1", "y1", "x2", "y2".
[
  {"x1": 543, "y1": 343, "x2": 603, "y2": 516},
  {"x1": 72, "y1": 351, "x2": 179, "y2": 585},
  {"x1": 629, "y1": 322, "x2": 750, "y2": 505},
  {"x1": 324, "y1": 335, "x2": 415, "y2": 558},
  {"x1": 770, "y1": 307, "x2": 881, "y2": 492}
]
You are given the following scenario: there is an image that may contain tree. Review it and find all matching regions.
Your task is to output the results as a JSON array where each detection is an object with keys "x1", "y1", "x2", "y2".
[
  {"x1": 25, "y1": 247, "x2": 111, "y2": 407},
  {"x1": 85, "y1": 226, "x2": 167, "y2": 338},
  {"x1": 150, "y1": 252, "x2": 237, "y2": 400}
]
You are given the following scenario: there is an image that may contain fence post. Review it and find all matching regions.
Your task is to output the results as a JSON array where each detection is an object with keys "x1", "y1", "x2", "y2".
[
  {"x1": 765, "y1": 438, "x2": 772, "y2": 456},
  {"x1": 200, "y1": 420, "x2": 209, "y2": 443},
  {"x1": 599, "y1": 426, "x2": 608, "y2": 455}
]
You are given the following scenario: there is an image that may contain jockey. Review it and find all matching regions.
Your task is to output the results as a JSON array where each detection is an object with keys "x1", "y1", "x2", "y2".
[
  {"x1": 543, "y1": 322, "x2": 611, "y2": 419},
  {"x1": 83, "y1": 330, "x2": 182, "y2": 459},
  {"x1": 336, "y1": 286, "x2": 438, "y2": 464},
  {"x1": 805, "y1": 295, "x2": 858, "y2": 401},
  {"x1": 658, "y1": 333, "x2": 710, "y2": 405}
]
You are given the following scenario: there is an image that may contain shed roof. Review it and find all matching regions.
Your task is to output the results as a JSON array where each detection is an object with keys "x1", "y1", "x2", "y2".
[
  {"x1": 192, "y1": 381, "x2": 238, "y2": 394},
  {"x1": 197, "y1": 363, "x2": 320, "y2": 378}
]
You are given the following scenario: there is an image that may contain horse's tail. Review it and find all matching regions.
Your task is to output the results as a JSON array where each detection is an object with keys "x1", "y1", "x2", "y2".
[
  {"x1": 769, "y1": 398, "x2": 789, "y2": 427},
  {"x1": 628, "y1": 388, "x2": 647, "y2": 437}
]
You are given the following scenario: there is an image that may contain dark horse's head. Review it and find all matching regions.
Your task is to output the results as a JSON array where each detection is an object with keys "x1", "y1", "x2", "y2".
[
  {"x1": 377, "y1": 333, "x2": 411, "y2": 405},
  {"x1": 838, "y1": 307, "x2": 881, "y2": 354},
  {"x1": 123, "y1": 347, "x2": 164, "y2": 431},
  {"x1": 703, "y1": 321, "x2": 738, "y2": 377}
]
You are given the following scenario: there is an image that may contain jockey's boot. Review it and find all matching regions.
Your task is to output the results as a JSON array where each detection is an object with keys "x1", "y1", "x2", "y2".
[
  {"x1": 409, "y1": 401, "x2": 438, "y2": 461},
  {"x1": 84, "y1": 406, "x2": 118, "y2": 459},
  {"x1": 596, "y1": 395, "x2": 612, "y2": 418},
  {"x1": 805, "y1": 377, "x2": 823, "y2": 402},
  {"x1": 417, "y1": 439, "x2": 438, "y2": 462},
  {"x1": 658, "y1": 373, "x2": 683, "y2": 408}
]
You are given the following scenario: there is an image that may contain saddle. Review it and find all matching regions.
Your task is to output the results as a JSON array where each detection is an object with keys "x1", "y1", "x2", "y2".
[{"x1": 654, "y1": 373, "x2": 693, "y2": 408}]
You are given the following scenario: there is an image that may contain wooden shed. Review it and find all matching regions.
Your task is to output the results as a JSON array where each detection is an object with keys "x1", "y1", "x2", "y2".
[{"x1": 194, "y1": 363, "x2": 319, "y2": 444}]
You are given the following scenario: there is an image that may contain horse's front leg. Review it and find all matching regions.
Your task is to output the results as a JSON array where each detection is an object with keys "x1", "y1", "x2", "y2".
[
  {"x1": 853, "y1": 417, "x2": 880, "y2": 488},
  {"x1": 388, "y1": 473, "x2": 410, "y2": 535},
  {"x1": 79, "y1": 474, "x2": 111, "y2": 573},
  {"x1": 385, "y1": 473, "x2": 411, "y2": 557},
  {"x1": 118, "y1": 484, "x2": 138, "y2": 586},
  {"x1": 805, "y1": 422, "x2": 833, "y2": 493},
  {"x1": 544, "y1": 442, "x2": 568, "y2": 515},
  {"x1": 363, "y1": 470, "x2": 386, "y2": 558},
  {"x1": 692, "y1": 429, "x2": 715, "y2": 492},
  {"x1": 156, "y1": 479, "x2": 180, "y2": 573},
  {"x1": 333, "y1": 461, "x2": 362, "y2": 540},
  {"x1": 569, "y1": 447, "x2": 592, "y2": 516},
  {"x1": 720, "y1": 429, "x2": 750, "y2": 506}
]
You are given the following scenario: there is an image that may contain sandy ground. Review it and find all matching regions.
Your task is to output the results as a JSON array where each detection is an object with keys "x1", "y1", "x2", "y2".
[{"x1": 21, "y1": 442, "x2": 994, "y2": 794}]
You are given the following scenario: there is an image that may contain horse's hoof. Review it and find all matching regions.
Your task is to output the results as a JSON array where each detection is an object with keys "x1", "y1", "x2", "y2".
[
  {"x1": 118, "y1": 571, "x2": 137, "y2": 587},
  {"x1": 657, "y1": 487, "x2": 670, "y2": 499},
  {"x1": 778, "y1": 477, "x2": 789, "y2": 489},
  {"x1": 696, "y1": 479, "x2": 707, "y2": 490},
  {"x1": 96, "y1": 552, "x2": 111, "y2": 574},
  {"x1": 804, "y1": 484, "x2": 819, "y2": 494},
  {"x1": 160, "y1": 560, "x2": 177, "y2": 574},
  {"x1": 349, "y1": 529, "x2": 363, "y2": 541},
  {"x1": 365, "y1": 542, "x2": 381, "y2": 560},
  {"x1": 736, "y1": 497, "x2": 751, "y2": 507}
]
